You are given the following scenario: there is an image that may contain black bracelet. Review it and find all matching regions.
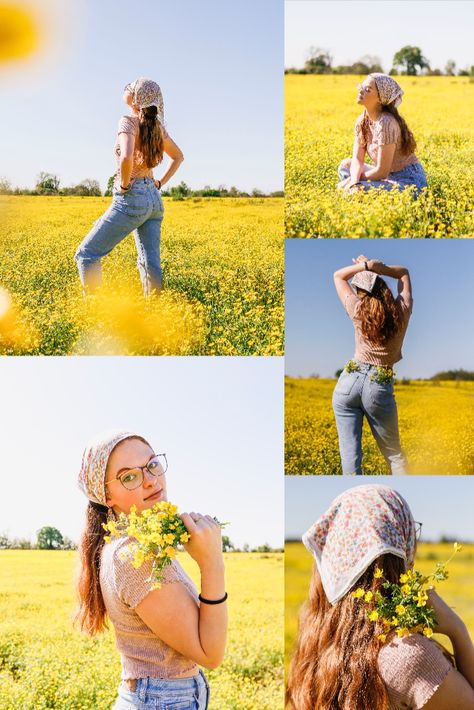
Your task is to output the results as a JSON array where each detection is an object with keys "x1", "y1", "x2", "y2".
[
  {"x1": 364, "y1": 261, "x2": 369, "y2": 271},
  {"x1": 199, "y1": 592, "x2": 228, "y2": 605},
  {"x1": 156, "y1": 179, "x2": 162, "y2": 189},
  {"x1": 120, "y1": 184, "x2": 130, "y2": 191}
]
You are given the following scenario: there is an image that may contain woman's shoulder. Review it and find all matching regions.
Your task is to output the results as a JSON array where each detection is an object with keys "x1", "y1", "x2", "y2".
[
  {"x1": 355, "y1": 112, "x2": 366, "y2": 127},
  {"x1": 117, "y1": 114, "x2": 139, "y2": 134},
  {"x1": 378, "y1": 634, "x2": 452, "y2": 706}
]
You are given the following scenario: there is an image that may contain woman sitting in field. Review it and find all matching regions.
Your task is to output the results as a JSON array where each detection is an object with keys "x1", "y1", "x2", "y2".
[
  {"x1": 332, "y1": 255, "x2": 412, "y2": 475},
  {"x1": 337, "y1": 73, "x2": 427, "y2": 194},
  {"x1": 287, "y1": 484, "x2": 474, "y2": 710}
]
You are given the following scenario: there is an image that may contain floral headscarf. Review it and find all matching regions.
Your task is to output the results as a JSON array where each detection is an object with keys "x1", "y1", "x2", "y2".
[
  {"x1": 351, "y1": 270, "x2": 378, "y2": 293},
  {"x1": 78, "y1": 430, "x2": 147, "y2": 506},
  {"x1": 303, "y1": 485, "x2": 416, "y2": 605},
  {"x1": 370, "y1": 73, "x2": 404, "y2": 108},
  {"x1": 128, "y1": 77, "x2": 164, "y2": 124}
]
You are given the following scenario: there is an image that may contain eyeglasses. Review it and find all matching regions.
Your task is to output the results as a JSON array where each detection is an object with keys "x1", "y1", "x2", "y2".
[
  {"x1": 106, "y1": 453, "x2": 168, "y2": 491},
  {"x1": 124, "y1": 81, "x2": 136, "y2": 94},
  {"x1": 357, "y1": 83, "x2": 373, "y2": 94},
  {"x1": 414, "y1": 521, "x2": 423, "y2": 540}
]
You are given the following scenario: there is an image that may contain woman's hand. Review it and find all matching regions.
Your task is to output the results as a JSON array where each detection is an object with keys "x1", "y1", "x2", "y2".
[
  {"x1": 180, "y1": 512, "x2": 224, "y2": 570},
  {"x1": 428, "y1": 588, "x2": 466, "y2": 639},
  {"x1": 337, "y1": 177, "x2": 350, "y2": 190}
]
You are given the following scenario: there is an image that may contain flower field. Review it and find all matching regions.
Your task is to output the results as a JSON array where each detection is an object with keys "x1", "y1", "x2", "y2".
[
  {"x1": 285, "y1": 378, "x2": 474, "y2": 475},
  {"x1": 285, "y1": 75, "x2": 474, "y2": 238},
  {"x1": 285, "y1": 541, "x2": 474, "y2": 668},
  {"x1": 0, "y1": 197, "x2": 283, "y2": 355},
  {"x1": 0, "y1": 550, "x2": 283, "y2": 710}
]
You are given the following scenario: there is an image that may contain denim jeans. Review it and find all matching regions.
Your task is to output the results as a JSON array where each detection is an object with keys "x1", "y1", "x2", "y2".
[
  {"x1": 75, "y1": 177, "x2": 164, "y2": 296},
  {"x1": 112, "y1": 671, "x2": 210, "y2": 710},
  {"x1": 332, "y1": 362, "x2": 407, "y2": 475},
  {"x1": 338, "y1": 160, "x2": 428, "y2": 195}
]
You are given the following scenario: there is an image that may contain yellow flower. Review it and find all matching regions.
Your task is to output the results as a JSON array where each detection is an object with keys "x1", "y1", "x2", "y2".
[
  {"x1": 352, "y1": 588, "x2": 365, "y2": 599},
  {"x1": 374, "y1": 568, "x2": 384, "y2": 579},
  {"x1": 423, "y1": 627, "x2": 433, "y2": 638},
  {"x1": 368, "y1": 610, "x2": 379, "y2": 621},
  {"x1": 103, "y1": 535, "x2": 111, "y2": 544},
  {"x1": 401, "y1": 584, "x2": 411, "y2": 595},
  {"x1": 395, "y1": 604, "x2": 406, "y2": 615},
  {"x1": 399, "y1": 574, "x2": 409, "y2": 584},
  {"x1": 364, "y1": 591, "x2": 374, "y2": 602},
  {"x1": 180, "y1": 532, "x2": 190, "y2": 543},
  {"x1": 454, "y1": 542, "x2": 463, "y2": 552},
  {"x1": 377, "y1": 634, "x2": 387, "y2": 643},
  {"x1": 164, "y1": 546, "x2": 177, "y2": 558},
  {"x1": 396, "y1": 627, "x2": 410, "y2": 638}
]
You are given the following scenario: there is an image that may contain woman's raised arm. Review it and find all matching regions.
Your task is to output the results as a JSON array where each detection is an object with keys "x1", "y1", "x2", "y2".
[{"x1": 333, "y1": 259, "x2": 366, "y2": 304}]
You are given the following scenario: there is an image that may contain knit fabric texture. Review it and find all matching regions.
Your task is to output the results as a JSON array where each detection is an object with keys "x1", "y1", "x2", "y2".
[
  {"x1": 114, "y1": 115, "x2": 166, "y2": 184},
  {"x1": 100, "y1": 536, "x2": 199, "y2": 680},
  {"x1": 378, "y1": 634, "x2": 452, "y2": 709},
  {"x1": 355, "y1": 112, "x2": 419, "y2": 173}
]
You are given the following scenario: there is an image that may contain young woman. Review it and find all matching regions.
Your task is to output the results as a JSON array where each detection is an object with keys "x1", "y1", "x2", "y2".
[
  {"x1": 287, "y1": 484, "x2": 474, "y2": 710},
  {"x1": 332, "y1": 255, "x2": 412, "y2": 475},
  {"x1": 75, "y1": 430, "x2": 227, "y2": 709},
  {"x1": 75, "y1": 78, "x2": 184, "y2": 295},
  {"x1": 337, "y1": 73, "x2": 427, "y2": 194}
]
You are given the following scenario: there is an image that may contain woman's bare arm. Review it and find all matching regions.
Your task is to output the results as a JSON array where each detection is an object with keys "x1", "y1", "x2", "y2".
[
  {"x1": 362, "y1": 144, "x2": 396, "y2": 181},
  {"x1": 155, "y1": 134, "x2": 184, "y2": 188},
  {"x1": 349, "y1": 140, "x2": 367, "y2": 185},
  {"x1": 118, "y1": 132, "x2": 136, "y2": 189},
  {"x1": 333, "y1": 260, "x2": 366, "y2": 304}
]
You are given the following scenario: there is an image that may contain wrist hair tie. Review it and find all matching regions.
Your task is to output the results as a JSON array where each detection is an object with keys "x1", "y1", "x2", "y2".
[{"x1": 199, "y1": 592, "x2": 228, "y2": 605}]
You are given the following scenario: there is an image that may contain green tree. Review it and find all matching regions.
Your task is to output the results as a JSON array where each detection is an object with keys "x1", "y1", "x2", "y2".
[
  {"x1": 222, "y1": 535, "x2": 235, "y2": 552},
  {"x1": 36, "y1": 171, "x2": 60, "y2": 194},
  {"x1": 445, "y1": 59, "x2": 456, "y2": 76},
  {"x1": 0, "y1": 178, "x2": 12, "y2": 194},
  {"x1": 304, "y1": 47, "x2": 332, "y2": 74},
  {"x1": 392, "y1": 46, "x2": 430, "y2": 75},
  {"x1": 37, "y1": 526, "x2": 64, "y2": 550}
]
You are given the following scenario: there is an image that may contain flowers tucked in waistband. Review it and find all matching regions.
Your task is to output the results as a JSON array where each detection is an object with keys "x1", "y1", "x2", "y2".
[{"x1": 344, "y1": 360, "x2": 396, "y2": 384}]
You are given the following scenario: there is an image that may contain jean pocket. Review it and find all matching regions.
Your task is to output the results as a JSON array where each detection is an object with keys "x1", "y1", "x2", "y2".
[
  {"x1": 160, "y1": 700, "x2": 194, "y2": 710},
  {"x1": 113, "y1": 191, "x2": 149, "y2": 218},
  {"x1": 334, "y1": 371, "x2": 357, "y2": 396},
  {"x1": 369, "y1": 381, "x2": 394, "y2": 408}
]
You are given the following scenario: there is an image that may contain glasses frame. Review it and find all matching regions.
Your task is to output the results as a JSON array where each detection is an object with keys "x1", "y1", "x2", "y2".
[
  {"x1": 414, "y1": 521, "x2": 423, "y2": 540},
  {"x1": 106, "y1": 453, "x2": 168, "y2": 491}
]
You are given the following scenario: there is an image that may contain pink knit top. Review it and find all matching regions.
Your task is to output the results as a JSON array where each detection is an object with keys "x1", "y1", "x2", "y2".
[
  {"x1": 114, "y1": 115, "x2": 165, "y2": 185},
  {"x1": 344, "y1": 291, "x2": 412, "y2": 367},
  {"x1": 378, "y1": 634, "x2": 453, "y2": 709},
  {"x1": 355, "y1": 112, "x2": 419, "y2": 173},
  {"x1": 100, "y1": 536, "x2": 199, "y2": 680}
]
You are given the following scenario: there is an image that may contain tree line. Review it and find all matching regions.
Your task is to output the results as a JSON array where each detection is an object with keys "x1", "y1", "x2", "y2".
[
  {"x1": 0, "y1": 173, "x2": 282, "y2": 199},
  {"x1": 286, "y1": 45, "x2": 474, "y2": 77}
]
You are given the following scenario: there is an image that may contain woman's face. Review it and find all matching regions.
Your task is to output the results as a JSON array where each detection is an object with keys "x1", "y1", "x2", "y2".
[
  {"x1": 104, "y1": 437, "x2": 168, "y2": 515},
  {"x1": 356, "y1": 77, "x2": 380, "y2": 112}
]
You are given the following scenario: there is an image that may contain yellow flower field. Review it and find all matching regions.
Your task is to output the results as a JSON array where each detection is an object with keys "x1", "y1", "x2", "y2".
[
  {"x1": 285, "y1": 75, "x2": 474, "y2": 238},
  {"x1": 0, "y1": 197, "x2": 283, "y2": 355},
  {"x1": 285, "y1": 377, "x2": 474, "y2": 474},
  {"x1": 0, "y1": 550, "x2": 283, "y2": 710},
  {"x1": 285, "y1": 542, "x2": 474, "y2": 668}
]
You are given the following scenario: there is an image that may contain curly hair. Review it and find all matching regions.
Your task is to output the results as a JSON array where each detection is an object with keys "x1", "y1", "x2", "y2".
[
  {"x1": 286, "y1": 554, "x2": 406, "y2": 710},
  {"x1": 355, "y1": 276, "x2": 403, "y2": 345},
  {"x1": 137, "y1": 105, "x2": 164, "y2": 168}
]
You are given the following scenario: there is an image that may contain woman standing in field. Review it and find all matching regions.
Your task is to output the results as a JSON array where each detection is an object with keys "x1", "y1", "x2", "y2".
[
  {"x1": 332, "y1": 255, "x2": 412, "y2": 475},
  {"x1": 287, "y1": 484, "x2": 474, "y2": 710},
  {"x1": 75, "y1": 430, "x2": 227, "y2": 709},
  {"x1": 75, "y1": 78, "x2": 184, "y2": 295},
  {"x1": 337, "y1": 73, "x2": 427, "y2": 194}
]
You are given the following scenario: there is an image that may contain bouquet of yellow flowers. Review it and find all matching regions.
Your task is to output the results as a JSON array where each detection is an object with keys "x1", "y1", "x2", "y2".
[
  {"x1": 352, "y1": 543, "x2": 462, "y2": 643},
  {"x1": 103, "y1": 501, "x2": 227, "y2": 589}
]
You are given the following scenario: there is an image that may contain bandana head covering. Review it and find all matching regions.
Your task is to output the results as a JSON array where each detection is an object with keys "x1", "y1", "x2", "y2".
[
  {"x1": 127, "y1": 77, "x2": 164, "y2": 124},
  {"x1": 303, "y1": 485, "x2": 416, "y2": 605},
  {"x1": 78, "y1": 430, "x2": 148, "y2": 506},
  {"x1": 370, "y1": 73, "x2": 404, "y2": 108},
  {"x1": 351, "y1": 270, "x2": 378, "y2": 293}
]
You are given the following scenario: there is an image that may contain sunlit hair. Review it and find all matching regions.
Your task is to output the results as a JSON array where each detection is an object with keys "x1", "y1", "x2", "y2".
[
  {"x1": 286, "y1": 554, "x2": 406, "y2": 710},
  {"x1": 137, "y1": 105, "x2": 164, "y2": 168},
  {"x1": 74, "y1": 435, "x2": 151, "y2": 635},
  {"x1": 355, "y1": 276, "x2": 403, "y2": 345}
]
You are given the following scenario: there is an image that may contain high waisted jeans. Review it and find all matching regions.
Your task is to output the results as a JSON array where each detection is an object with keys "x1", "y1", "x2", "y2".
[
  {"x1": 338, "y1": 160, "x2": 428, "y2": 195},
  {"x1": 332, "y1": 362, "x2": 407, "y2": 475},
  {"x1": 75, "y1": 177, "x2": 164, "y2": 296},
  {"x1": 112, "y1": 671, "x2": 210, "y2": 710}
]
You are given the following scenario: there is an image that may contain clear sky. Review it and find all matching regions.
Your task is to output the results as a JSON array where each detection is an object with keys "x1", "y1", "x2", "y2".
[
  {"x1": 285, "y1": 0, "x2": 474, "y2": 72},
  {"x1": 285, "y1": 239, "x2": 474, "y2": 379},
  {"x1": 286, "y1": 477, "x2": 474, "y2": 542},
  {"x1": 0, "y1": 0, "x2": 283, "y2": 192},
  {"x1": 0, "y1": 356, "x2": 283, "y2": 548}
]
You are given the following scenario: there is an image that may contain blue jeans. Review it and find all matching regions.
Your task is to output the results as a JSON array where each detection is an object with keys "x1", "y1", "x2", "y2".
[
  {"x1": 112, "y1": 671, "x2": 210, "y2": 710},
  {"x1": 332, "y1": 362, "x2": 407, "y2": 475},
  {"x1": 338, "y1": 160, "x2": 428, "y2": 195},
  {"x1": 75, "y1": 177, "x2": 164, "y2": 296}
]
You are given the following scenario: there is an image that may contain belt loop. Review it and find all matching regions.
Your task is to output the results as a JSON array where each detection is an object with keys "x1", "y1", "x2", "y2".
[{"x1": 137, "y1": 677, "x2": 147, "y2": 701}]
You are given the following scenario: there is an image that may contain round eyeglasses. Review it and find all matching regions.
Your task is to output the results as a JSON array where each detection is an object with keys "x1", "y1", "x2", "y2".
[
  {"x1": 107, "y1": 453, "x2": 168, "y2": 491},
  {"x1": 415, "y1": 521, "x2": 423, "y2": 540}
]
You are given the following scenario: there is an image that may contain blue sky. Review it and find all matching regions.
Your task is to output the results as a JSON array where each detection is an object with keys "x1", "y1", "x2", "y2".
[
  {"x1": 286, "y1": 477, "x2": 474, "y2": 542},
  {"x1": 285, "y1": 239, "x2": 474, "y2": 379},
  {"x1": 0, "y1": 357, "x2": 283, "y2": 548},
  {"x1": 0, "y1": 0, "x2": 283, "y2": 192},
  {"x1": 285, "y1": 0, "x2": 474, "y2": 72}
]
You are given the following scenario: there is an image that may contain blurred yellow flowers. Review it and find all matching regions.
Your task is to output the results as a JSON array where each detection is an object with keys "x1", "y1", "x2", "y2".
[{"x1": 0, "y1": 2, "x2": 40, "y2": 62}]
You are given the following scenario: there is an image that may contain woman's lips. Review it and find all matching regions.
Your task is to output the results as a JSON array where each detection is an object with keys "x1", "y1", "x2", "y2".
[{"x1": 145, "y1": 490, "x2": 162, "y2": 501}]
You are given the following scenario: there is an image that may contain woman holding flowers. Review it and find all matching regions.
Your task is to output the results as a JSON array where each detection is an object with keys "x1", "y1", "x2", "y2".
[
  {"x1": 75, "y1": 430, "x2": 227, "y2": 710},
  {"x1": 337, "y1": 73, "x2": 427, "y2": 194},
  {"x1": 286, "y1": 484, "x2": 474, "y2": 710},
  {"x1": 75, "y1": 78, "x2": 184, "y2": 295},
  {"x1": 332, "y1": 255, "x2": 412, "y2": 475}
]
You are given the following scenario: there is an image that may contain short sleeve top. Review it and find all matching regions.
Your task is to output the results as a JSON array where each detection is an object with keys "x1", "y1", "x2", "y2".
[
  {"x1": 378, "y1": 634, "x2": 453, "y2": 709},
  {"x1": 114, "y1": 115, "x2": 165, "y2": 184},
  {"x1": 99, "y1": 536, "x2": 199, "y2": 680},
  {"x1": 344, "y1": 291, "x2": 412, "y2": 367},
  {"x1": 355, "y1": 112, "x2": 418, "y2": 173}
]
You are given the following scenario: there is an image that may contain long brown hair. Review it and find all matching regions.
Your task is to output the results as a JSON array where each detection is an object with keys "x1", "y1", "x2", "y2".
[
  {"x1": 286, "y1": 554, "x2": 406, "y2": 710},
  {"x1": 361, "y1": 104, "x2": 416, "y2": 156},
  {"x1": 356, "y1": 277, "x2": 403, "y2": 345},
  {"x1": 137, "y1": 106, "x2": 164, "y2": 168},
  {"x1": 74, "y1": 501, "x2": 109, "y2": 635}
]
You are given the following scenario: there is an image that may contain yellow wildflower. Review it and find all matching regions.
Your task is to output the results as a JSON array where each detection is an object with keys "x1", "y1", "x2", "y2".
[
  {"x1": 368, "y1": 610, "x2": 379, "y2": 621},
  {"x1": 352, "y1": 588, "x2": 365, "y2": 599},
  {"x1": 374, "y1": 568, "x2": 384, "y2": 579},
  {"x1": 364, "y1": 591, "x2": 374, "y2": 602}
]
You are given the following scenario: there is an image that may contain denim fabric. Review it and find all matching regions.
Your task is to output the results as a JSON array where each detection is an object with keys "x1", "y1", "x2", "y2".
[
  {"x1": 75, "y1": 177, "x2": 164, "y2": 296},
  {"x1": 112, "y1": 670, "x2": 210, "y2": 710},
  {"x1": 337, "y1": 160, "x2": 428, "y2": 195},
  {"x1": 332, "y1": 362, "x2": 407, "y2": 475}
]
